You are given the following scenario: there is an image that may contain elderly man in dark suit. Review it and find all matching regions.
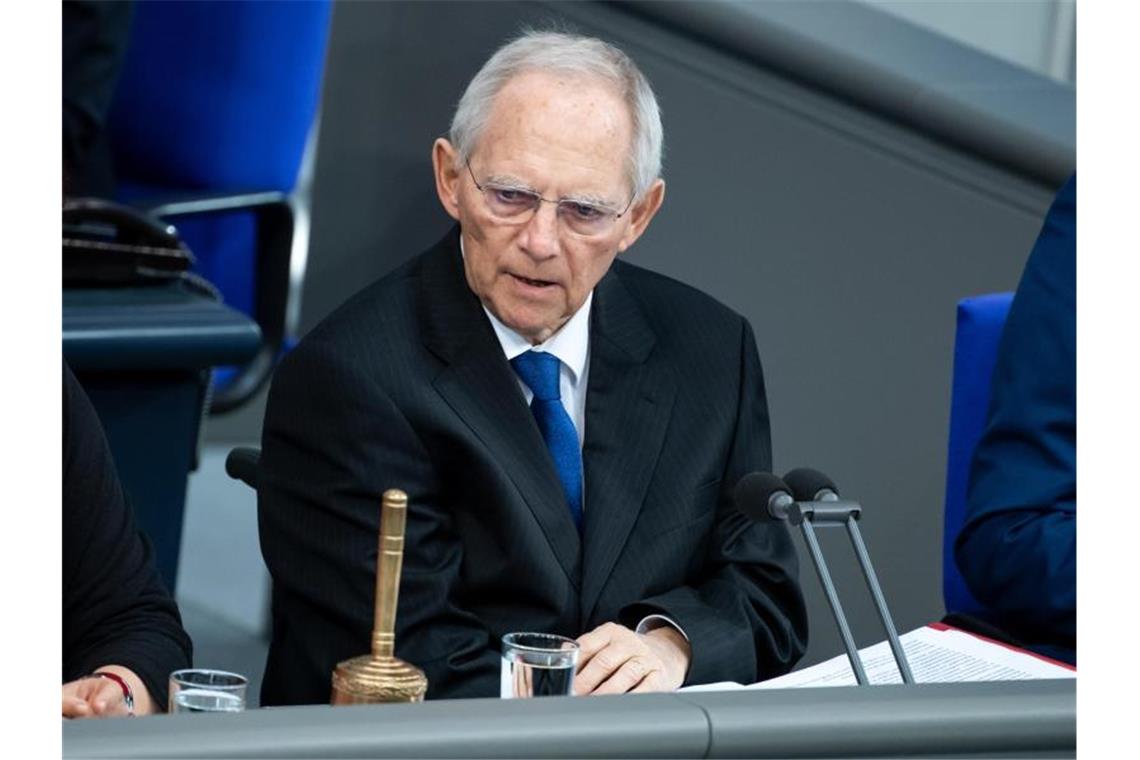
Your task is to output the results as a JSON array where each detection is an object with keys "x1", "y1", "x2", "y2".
[{"x1": 258, "y1": 31, "x2": 807, "y2": 704}]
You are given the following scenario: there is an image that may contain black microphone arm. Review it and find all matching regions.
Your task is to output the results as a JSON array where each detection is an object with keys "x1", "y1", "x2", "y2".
[
  {"x1": 782, "y1": 468, "x2": 915, "y2": 685},
  {"x1": 734, "y1": 472, "x2": 870, "y2": 685}
]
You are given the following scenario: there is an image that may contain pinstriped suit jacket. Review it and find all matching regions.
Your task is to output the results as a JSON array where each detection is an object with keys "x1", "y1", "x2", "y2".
[{"x1": 258, "y1": 227, "x2": 807, "y2": 704}]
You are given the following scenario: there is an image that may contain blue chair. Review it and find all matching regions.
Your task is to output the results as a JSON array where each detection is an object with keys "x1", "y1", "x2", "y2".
[
  {"x1": 106, "y1": 0, "x2": 333, "y2": 413},
  {"x1": 943, "y1": 293, "x2": 1014, "y2": 616}
]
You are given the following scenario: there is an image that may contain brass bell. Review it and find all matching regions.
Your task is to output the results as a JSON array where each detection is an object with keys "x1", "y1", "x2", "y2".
[{"x1": 330, "y1": 489, "x2": 428, "y2": 704}]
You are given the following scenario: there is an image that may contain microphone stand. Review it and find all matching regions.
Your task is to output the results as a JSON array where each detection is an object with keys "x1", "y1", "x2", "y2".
[{"x1": 789, "y1": 500, "x2": 915, "y2": 685}]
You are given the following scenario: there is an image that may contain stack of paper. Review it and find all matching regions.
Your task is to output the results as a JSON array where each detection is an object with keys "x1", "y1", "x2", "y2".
[{"x1": 682, "y1": 623, "x2": 1075, "y2": 692}]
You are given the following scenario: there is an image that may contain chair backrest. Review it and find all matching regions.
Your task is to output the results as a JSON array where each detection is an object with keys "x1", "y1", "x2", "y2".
[
  {"x1": 105, "y1": 1, "x2": 332, "y2": 410},
  {"x1": 108, "y1": 0, "x2": 332, "y2": 193},
  {"x1": 943, "y1": 292, "x2": 1014, "y2": 616}
]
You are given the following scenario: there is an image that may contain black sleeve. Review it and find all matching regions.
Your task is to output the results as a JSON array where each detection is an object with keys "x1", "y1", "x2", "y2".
[
  {"x1": 955, "y1": 175, "x2": 1076, "y2": 650},
  {"x1": 620, "y1": 318, "x2": 809, "y2": 685},
  {"x1": 62, "y1": 362, "x2": 193, "y2": 711}
]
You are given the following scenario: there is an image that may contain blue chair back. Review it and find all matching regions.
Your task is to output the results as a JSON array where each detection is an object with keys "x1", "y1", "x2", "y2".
[
  {"x1": 943, "y1": 293, "x2": 1014, "y2": 615},
  {"x1": 109, "y1": 0, "x2": 330, "y2": 192},
  {"x1": 106, "y1": 1, "x2": 331, "y2": 399}
]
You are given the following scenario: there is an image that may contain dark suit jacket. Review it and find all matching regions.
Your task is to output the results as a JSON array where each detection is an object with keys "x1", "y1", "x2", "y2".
[
  {"x1": 956, "y1": 174, "x2": 1076, "y2": 664},
  {"x1": 258, "y1": 227, "x2": 808, "y2": 704}
]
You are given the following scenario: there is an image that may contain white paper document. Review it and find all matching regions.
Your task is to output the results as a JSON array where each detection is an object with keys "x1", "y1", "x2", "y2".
[{"x1": 682, "y1": 624, "x2": 1075, "y2": 692}]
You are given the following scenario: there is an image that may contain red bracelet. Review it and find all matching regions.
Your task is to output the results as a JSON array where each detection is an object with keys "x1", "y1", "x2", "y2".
[{"x1": 86, "y1": 671, "x2": 135, "y2": 714}]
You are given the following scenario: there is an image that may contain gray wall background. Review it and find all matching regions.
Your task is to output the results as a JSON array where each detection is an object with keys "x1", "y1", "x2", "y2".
[
  {"x1": 204, "y1": 0, "x2": 1073, "y2": 671},
  {"x1": 862, "y1": 0, "x2": 1075, "y2": 84}
]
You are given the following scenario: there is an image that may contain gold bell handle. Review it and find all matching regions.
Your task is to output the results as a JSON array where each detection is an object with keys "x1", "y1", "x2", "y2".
[{"x1": 372, "y1": 488, "x2": 407, "y2": 660}]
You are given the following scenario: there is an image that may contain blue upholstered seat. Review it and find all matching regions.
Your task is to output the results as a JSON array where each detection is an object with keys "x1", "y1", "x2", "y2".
[{"x1": 943, "y1": 293, "x2": 1014, "y2": 616}]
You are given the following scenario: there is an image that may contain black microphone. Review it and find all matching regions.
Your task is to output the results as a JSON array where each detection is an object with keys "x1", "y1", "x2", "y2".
[
  {"x1": 781, "y1": 467, "x2": 859, "y2": 524},
  {"x1": 784, "y1": 467, "x2": 839, "y2": 502},
  {"x1": 733, "y1": 471, "x2": 794, "y2": 522}
]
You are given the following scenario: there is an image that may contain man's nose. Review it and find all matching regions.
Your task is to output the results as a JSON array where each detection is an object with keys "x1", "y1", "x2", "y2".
[{"x1": 518, "y1": 202, "x2": 561, "y2": 260}]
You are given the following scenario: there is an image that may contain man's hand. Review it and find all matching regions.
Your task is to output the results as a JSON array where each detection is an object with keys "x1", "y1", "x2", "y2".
[{"x1": 574, "y1": 622, "x2": 691, "y2": 695}]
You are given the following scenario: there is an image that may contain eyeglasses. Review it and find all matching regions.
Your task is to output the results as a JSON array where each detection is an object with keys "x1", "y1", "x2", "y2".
[{"x1": 465, "y1": 160, "x2": 634, "y2": 238}]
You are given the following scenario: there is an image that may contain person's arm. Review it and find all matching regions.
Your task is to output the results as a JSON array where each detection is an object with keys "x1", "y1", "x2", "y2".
[
  {"x1": 259, "y1": 341, "x2": 502, "y2": 703},
  {"x1": 581, "y1": 319, "x2": 808, "y2": 690},
  {"x1": 956, "y1": 176, "x2": 1076, "y2": 646},
  {"x1": 62, "y1": 363, "x2": 193, "y2": 717},
  {"x1": 61, "y1": 666, "x2": 153, "y2": 718}
]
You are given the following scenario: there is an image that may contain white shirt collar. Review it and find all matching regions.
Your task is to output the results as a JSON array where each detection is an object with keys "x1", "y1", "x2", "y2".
[{"x1": 461, "y1": 236, "x2": 591, "y2": 382}]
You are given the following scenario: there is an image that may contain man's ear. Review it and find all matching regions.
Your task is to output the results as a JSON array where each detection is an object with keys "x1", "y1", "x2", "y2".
[
  {"x1": 432, "y1": 138, "x2": 462, "y2": 222},
  {"x1": 616, "y1": 178, "x2": 665, "y2": 253}
]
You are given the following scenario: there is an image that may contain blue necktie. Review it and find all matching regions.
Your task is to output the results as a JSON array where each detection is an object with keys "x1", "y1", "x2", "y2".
[{"x1": 510, "y1": 351, "x2": 583, "y2": 531}]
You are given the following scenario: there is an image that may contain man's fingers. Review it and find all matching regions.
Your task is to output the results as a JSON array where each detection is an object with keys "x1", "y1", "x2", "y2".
[
  {"x1": 629, "y1": 670, "x2": 668, "y2": 693},
  {"x1": 592, "y1": 656, "x2": 658, "y2": 695},
  {"x1": 574, "y1": 626, "x2": 614, "y2": 667},
  {"x1": 574, "y1": 647, "x2": 623, "y2": 694},
  {"x1": 574, "y1": 644, "x2": 632, "y2": 695},
  {"x1": 512, "y1": 660, "x2": 533, "y2": 698}
]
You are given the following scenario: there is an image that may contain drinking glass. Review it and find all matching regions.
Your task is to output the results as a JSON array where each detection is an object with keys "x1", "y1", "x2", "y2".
[
  {"x1": 168, "y1": 669, "x2": 248, "y2": 713},
  {"x1": 501, "y1": 632, "x2": 579, "y2": 698}
]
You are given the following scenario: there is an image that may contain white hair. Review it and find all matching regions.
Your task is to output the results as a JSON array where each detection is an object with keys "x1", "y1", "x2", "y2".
[{"x1": 449, "y1": 30, "x2": 663, "y2": 199}]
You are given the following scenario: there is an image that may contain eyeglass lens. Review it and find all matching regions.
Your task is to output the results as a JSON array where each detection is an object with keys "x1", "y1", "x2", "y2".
[{"x1": 467, "y1": 161, "x2": 629, "y2": 236}]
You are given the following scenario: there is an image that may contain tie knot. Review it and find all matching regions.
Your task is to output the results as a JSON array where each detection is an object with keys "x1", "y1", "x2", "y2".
[{"x1": 510, "y1": 351, "x2": 562, "y2": 401}]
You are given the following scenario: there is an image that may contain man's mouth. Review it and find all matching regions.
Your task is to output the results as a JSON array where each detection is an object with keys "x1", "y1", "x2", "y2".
[{"x1": 510, "y1": 273, "x2": 556, "y2": 288}]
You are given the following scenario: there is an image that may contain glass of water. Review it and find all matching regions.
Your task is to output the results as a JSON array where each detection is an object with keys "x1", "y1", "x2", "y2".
[
  {"x1": 168, "y1": 669, "x2": 248, "y2": 713},
  {"x1": 501, "y1": 632, "x2": 579, "y2": 698}
]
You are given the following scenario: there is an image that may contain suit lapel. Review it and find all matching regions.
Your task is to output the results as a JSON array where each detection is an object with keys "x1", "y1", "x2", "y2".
[
  {"x1": 421, "y1": 229, "x2": 581, "y2": 588},
  {"x1": 579, "y1": 264, "x2": 676, "y2": 623}
]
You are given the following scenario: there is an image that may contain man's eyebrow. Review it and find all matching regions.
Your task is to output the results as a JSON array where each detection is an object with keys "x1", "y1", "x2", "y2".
[
  {"x1": 483, "y1": 174, "x2": 537, "y2": 192},
  {"x1": 562, "y1": 192, "x2": 618, "y2": 209},
  {"x1": 483, "y1": 175, "x2": 619, "y2": 209}
]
